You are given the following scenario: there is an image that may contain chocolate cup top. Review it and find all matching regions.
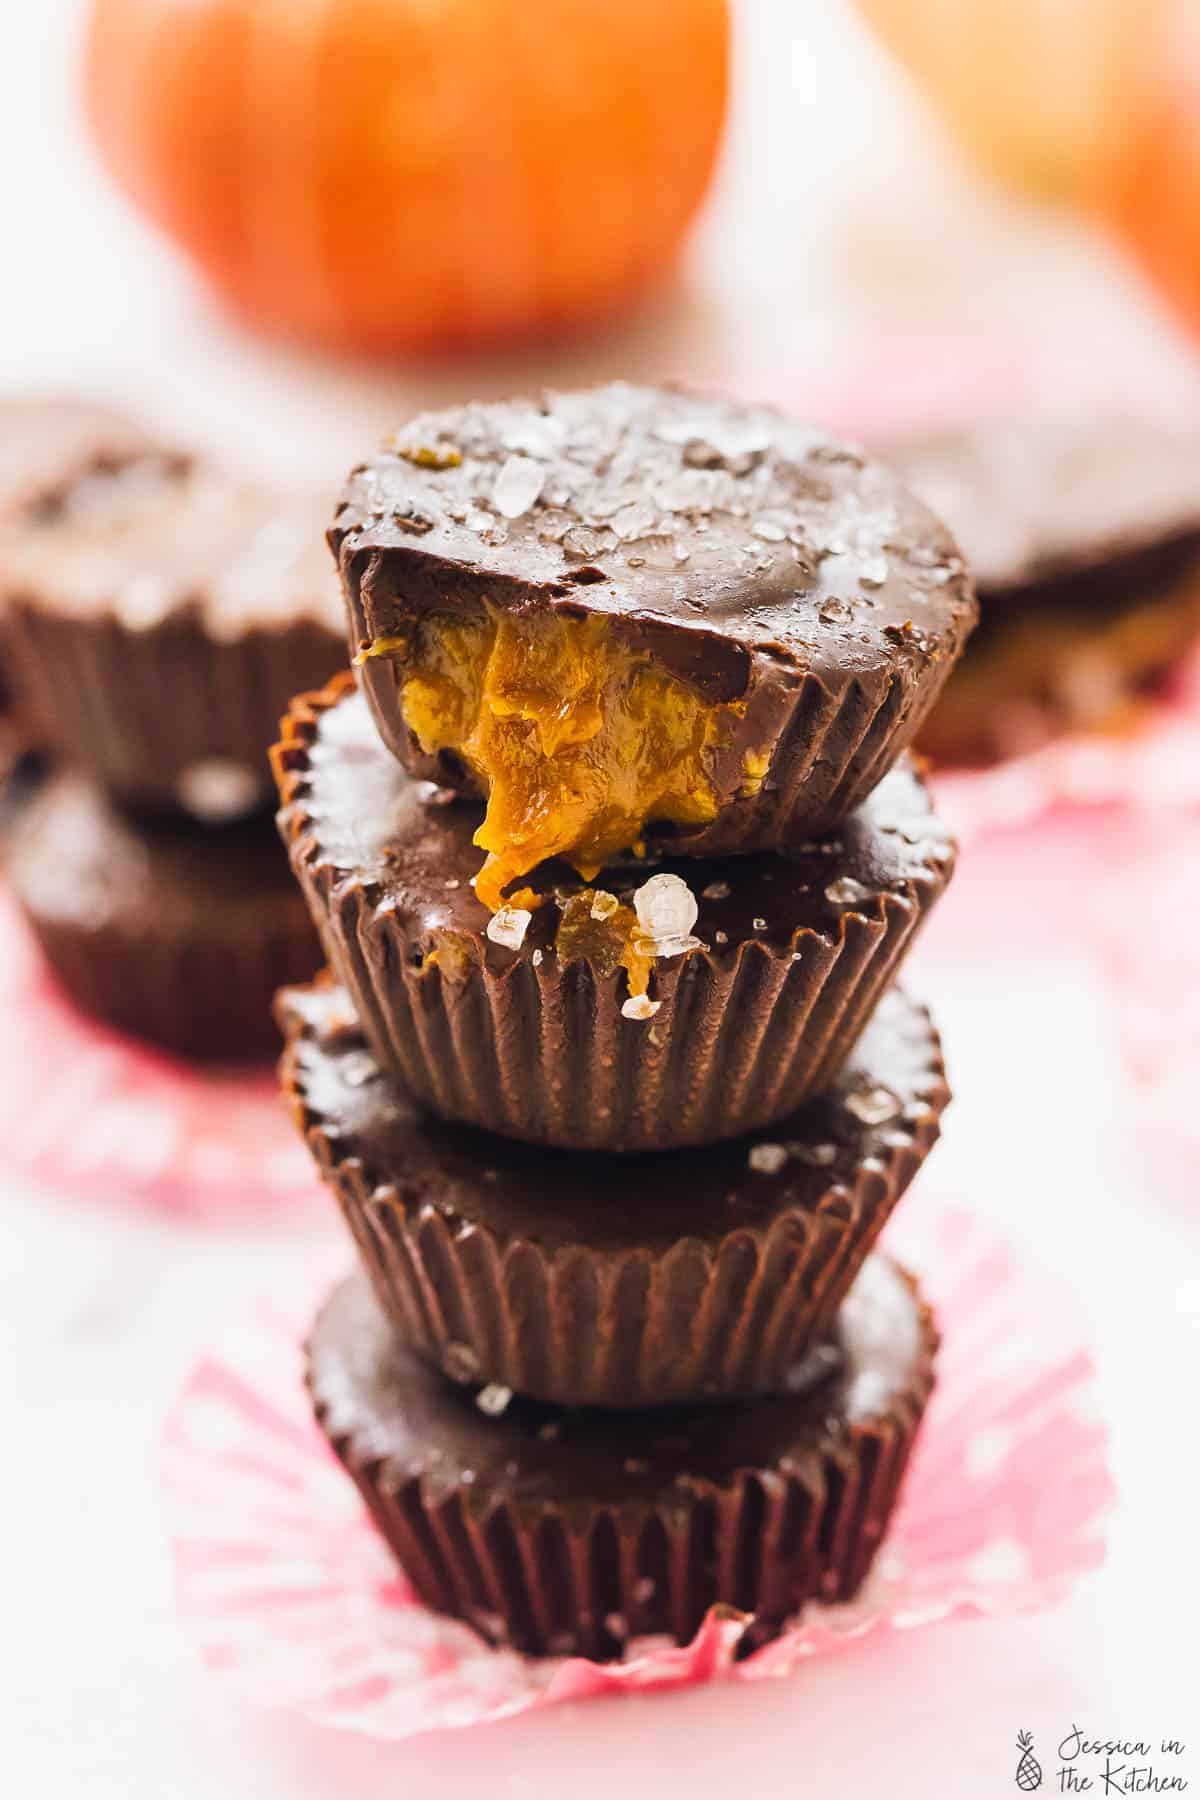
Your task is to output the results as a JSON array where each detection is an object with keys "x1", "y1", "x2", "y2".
[
  {"x1": 0, "y1": 395, "x2": 152, "y2": 524},
  {"x1": 9, "y1": 771, "x2": 306, "y2": 941},
  {"x1": 276, "y1": 679, "x2": 955, "y2": 976},
  {"x1": 280, "y1": 978, "x2": 947, "y2": 1259},
  {"x1": 331, "y1": 383, "x2": 976, "y2": 852},
  {"x1": 886, "y1": 411, "x2": 1200, "y2": 599},
  {"x1": 0, "y1": 442, "x2": 341, "y2": 637},
  {"x1": 308, "y1": 1253, "x2": 932, "y2": 1510}
]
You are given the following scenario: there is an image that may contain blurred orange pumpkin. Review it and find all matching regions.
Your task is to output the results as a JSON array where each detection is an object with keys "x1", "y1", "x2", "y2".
[
  {"x1": 1092, "y1": 8, "x2": 1200, "y2": 341},
  {"x1": 83, "y1": 0, "x2": 729, "y2": 355},
  {"x1": 852, "y1": 0, "x2": 1153, "y2": 204}
]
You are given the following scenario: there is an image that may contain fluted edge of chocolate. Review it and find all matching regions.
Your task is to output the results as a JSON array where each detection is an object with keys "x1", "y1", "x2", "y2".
[
  {"x1": 306, "y1": 1271, "x2": 939, "y2": 1660},
  {"x1": 2, "y1": 599, "x2": 342, "y2": 813},
  {"x1": 273, "y1": 677, "x2": 955, "y2": 1151},
  {"x1": 281, "y1": 986, "x2": 948, "y2": 1405}
]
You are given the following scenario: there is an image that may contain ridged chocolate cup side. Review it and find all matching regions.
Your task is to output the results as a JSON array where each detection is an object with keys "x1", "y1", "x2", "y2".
[
  {"x1": 9, "y1": 774, "x2": 320, "y2": 1061},
  {"x1": 279, "y1": 978, "x2": 949, "y2": 1406},
  {"x1": 2, "y1": 602, "x2": 342, "y2": 816},
  {"x1": 273, "y1": 678, "x2": 956, "y2": 1152},
  {"x1": 306, "y1": 1259, "x2": 938, "y2": 1660}
]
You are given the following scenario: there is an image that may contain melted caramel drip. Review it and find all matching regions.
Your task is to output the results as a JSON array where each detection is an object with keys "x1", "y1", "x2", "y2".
[{"x1": 392, "y1": 608, "x2": 724, "y2": 910}]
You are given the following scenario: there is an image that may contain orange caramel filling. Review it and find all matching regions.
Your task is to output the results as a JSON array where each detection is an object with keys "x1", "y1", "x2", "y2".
[
  {"x1": 378, "y1": 608, "x2": 726, "y2": 911},
  {"x1": 555, "y1": 890, "x2": 656, "y2": 998}
]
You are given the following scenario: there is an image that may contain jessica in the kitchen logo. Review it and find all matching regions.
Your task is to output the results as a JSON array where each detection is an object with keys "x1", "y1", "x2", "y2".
[{"x1": 1016, "y1": 1727, "x2": 1190, "y2": 1794}]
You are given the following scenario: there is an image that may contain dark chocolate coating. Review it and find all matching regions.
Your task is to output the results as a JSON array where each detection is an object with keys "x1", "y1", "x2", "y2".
[
  {"x1": 332, "y1": 383, "x2": 976, "y2": 848},
  {"x1": 9, "y1": 772, "x2": 320, "y2": 1061},
  {"x1": 886, "y1": 413, "x2": 1200, "y2": 763},
  {"x1": 0, "y1": 444, "x2": 344, "y2": 814},
  {"x1": 274, "y1": 679, "x2": 955, "y2": 1149},
  {"x1": 887, "y1": 412, "x2": 1200, "y2": 595},
  {"x1": 281, "y1": 978, "x2": 948, "y2": 1404},
  {"x1": 307, "y1": 1257, "x2": 937, "y2": 1657}
]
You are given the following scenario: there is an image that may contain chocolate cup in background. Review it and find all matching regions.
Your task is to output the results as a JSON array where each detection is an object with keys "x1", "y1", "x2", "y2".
[
  {"x1": 333, "y1": 384, "x2": 976, "y2": 853},
  {"x1": 273, "y1": 680, "x2": 956, "y2": 1152},
  {"x1": 0, "y1": 395, "x2": 153, "y2": 747},
  {"x1": 0, "y1": 445, "x2": 344, "y2": 817},
  {"x1": 886, "y1": 411, "x2": 1200, "y2": 767},
  {"x1": 280, "y1": 979, "x2": 948, "y2": 1407},
  {"x1": 307, "y1": 1256, "x2": 938, "y2": 1660},
  {"x1": 918, "y1": 534, "x2": 1200, "y2": 765},
  {"x1": 8, "y1": 773, "x2": 321, "y2": 1062}
]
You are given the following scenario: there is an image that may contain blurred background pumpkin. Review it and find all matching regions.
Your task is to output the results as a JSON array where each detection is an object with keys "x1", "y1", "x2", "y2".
[
  {"x1": 83, "y1": 0, "x2": 730, "y2": 358},
  {"x1": 1091, "y1": 5, "x2": 1200, "y2": 345},
  {"x1": 850, "y1": 0, "x2": 1155, "y2": 205}
]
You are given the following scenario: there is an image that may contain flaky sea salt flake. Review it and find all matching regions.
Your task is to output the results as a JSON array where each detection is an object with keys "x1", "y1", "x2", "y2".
[
  {"x1": 486, "y1": 906, "x2": 532, "y2": 950},
  {"x1": 633, "y1": 872, "x2": 698, "y2": 942},
  {"x1": 748, "y1": 1142, "x2": 788, "y2": 1175},
  {"x1": 492, "y1": 455, "x2": 543, "y2": 519},
  {"x1": 845, "y1": 1085, "x2": 901, "y2": 1125},
  {"x1": 825, "y1": 876, "x2": 872, "y2": 909},
  {"x1": 476, "y1": 1384, "x2": 513, "y2": 1418}
]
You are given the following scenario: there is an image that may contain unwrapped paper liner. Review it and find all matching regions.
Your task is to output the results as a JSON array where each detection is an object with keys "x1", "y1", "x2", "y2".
[{"x1": 161, "y1": 1188, "x2": 1112, "y2": 1740}]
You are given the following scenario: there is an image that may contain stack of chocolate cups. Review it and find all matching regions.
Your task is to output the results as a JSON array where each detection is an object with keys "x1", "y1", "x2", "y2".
[
  {"x1": 0, "y1": 401, "x2": 340, "y2": 1059},
  {"x1": 273, "y1": 385, "x2": 976, "y2": 1659}
]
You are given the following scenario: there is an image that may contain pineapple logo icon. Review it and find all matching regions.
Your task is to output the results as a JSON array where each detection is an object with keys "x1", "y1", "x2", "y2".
[{"x1": 1015, "y1": 1731, "x2": 1043, "y2": 1791}]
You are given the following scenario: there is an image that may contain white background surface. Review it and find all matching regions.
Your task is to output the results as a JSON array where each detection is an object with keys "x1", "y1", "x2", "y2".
[{"x1": 1, "y1": 3, "x2": 1198, "y2": 1796}]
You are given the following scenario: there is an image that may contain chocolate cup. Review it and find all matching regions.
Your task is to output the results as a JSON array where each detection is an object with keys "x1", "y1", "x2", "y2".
[
  {"x1": 272, "y1": 678, "x2": 956, "y2": 1151},
  {"x1": 307, "y1": 1256, "x2": 937, "y2": 1659},
  {"x1": 9, "y1": 773, "x2": 321, "y2": 1062},
  {"x1": 0, "y1": 445, "x2": 343, "y2": 815},
  {"x1": 887, "y1": 412, "x2": 1200, "y2": 766},
  {"x1": 333, "y1": 383, "x2": 975, "y2": 853},
  {"x1": 280, "y1": 979, "x2": 948, "y2": 1406}
]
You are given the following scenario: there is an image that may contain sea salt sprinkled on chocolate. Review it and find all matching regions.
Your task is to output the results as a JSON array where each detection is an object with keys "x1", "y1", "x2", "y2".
[
  {"x1": 491, "y1": 454, "x2": 543, "y2": 519},
  {"x1": 788, "y1": 1140, "x2": 840, "y2": 1167},
  {"x1": 825, "y1": 876, "x2": 873, "y2": 909},
  {"x1": 621, "y1": 993, "x2": 661, "y2": 1021},
  {"x1": 748, "y1": 1142, "x2": 788, "y2": 1175},
  {"x1": 611, "y1": 499, "x2": 656, "y2": 541},
  {"x1": 844, "y1": 1085, "x2": 901, "y2": 1125},
  {"x1": 444, "y1": 877, "x2": 460, "y2": 889},
  {"x1": 633, "y1": 872, "x2": 699, "y2": 944},
  {"x1": 531, "y1": 948, "x2": 544, "y2": 966},
  {"x1": 752, "y1": 915, "x2": 767, "y2": 930},
  {"x1": 590, "y1": 889, "x2": 620, "y2": 920},
  {"x1": 444, "y1": 1342, "x2": 479, "y2": 1383},
  {"x1": 339, "y1": 1052, "x2": 378, "y2": 1090},
  {"x1": 714, "y1": 929, "x2": 729, "y2": 945},
  {"x1": 486, "y1": 905, "x2": 533, "y2": 950},
  {"x1": 475, "y1": 1383, "x2": 513, "y2": 1417},
  {"x1": 702, "y1": 880, "x2": 731, "y2": 900}
]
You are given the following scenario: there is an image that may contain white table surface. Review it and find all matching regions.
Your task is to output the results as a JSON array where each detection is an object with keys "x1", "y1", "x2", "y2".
[{"x1": 2, "y1": 4, "x2": 1198, "y2": 1796}]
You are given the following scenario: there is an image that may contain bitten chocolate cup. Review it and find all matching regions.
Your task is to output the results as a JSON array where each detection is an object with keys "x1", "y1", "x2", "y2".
[
  {"x1": 0, "y1": 442, "x2": 343, "y2": 817},
  {"x1": 307, "y1": 1255, "x2": 937, "y2": 1659},
  {"x1": 273, "y1": 678, "x2": 956, "y2": 1151},
  {"x1": 280, "y1": 979, "x2": 948, "y2": 1407},
  {"x1": 9, "y1": 773, "x2": 320, "y2": 1062},
  {"x1": 331, "y1": 383, "x2": 975, "y2": 908}
]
